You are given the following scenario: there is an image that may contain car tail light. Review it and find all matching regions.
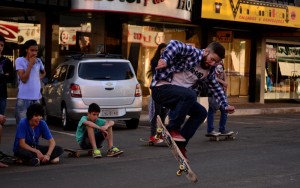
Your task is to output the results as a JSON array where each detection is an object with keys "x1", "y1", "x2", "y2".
[
  {"x1": 70, "y1": 84, "x2": 82, "y2": 98},
  {"x1": 135, "y1": 84, "x2": 141, "y2": 97}
]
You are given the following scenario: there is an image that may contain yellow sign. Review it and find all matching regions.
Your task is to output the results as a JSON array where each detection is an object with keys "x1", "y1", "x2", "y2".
[{"x1": 201, "y1": 0, "x2": 300, "y2": 28}]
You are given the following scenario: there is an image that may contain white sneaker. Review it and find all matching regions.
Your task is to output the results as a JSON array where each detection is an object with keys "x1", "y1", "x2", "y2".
[
  {"x1": 50, "y1": 157, "x2": 60, "y2": 164},
  {"x1": 207, "y1": 130, "x2": 221, "y2": 136}
]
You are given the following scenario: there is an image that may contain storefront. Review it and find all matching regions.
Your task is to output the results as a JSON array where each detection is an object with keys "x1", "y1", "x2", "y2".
[{"x1": 197, "y1": 0, "x2": 300, "y2": 103}]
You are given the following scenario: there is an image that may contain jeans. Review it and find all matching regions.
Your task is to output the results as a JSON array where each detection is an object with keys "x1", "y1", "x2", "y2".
[
  {"x1": 0, "y1": 97, "x2": 6, "y2": 115},
  {"x1": 207, "y1": 95, "x2": 228, "y2": 133},
  {"x1": 15, "y1": 99, "x2": 40, "y2": 125},
  {"x1": 152, "y1": 85, "x2": 207, "y2": 145},
  {"x1": 14, "y1": 145, "x2": 64, "y2": 162},
  {"x1": 150, "y1": 101, "x2": 169, "y2": 136}
]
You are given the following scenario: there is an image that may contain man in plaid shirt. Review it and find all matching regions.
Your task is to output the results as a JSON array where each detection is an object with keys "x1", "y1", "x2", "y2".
[{"x1": 150, "y1": 40, "x2": 235, "y2": 158}]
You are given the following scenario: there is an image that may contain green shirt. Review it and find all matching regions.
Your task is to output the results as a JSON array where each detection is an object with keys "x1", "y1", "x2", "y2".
[{"x1": 75, "y1": 116, "x2": 106, "y2": 143}]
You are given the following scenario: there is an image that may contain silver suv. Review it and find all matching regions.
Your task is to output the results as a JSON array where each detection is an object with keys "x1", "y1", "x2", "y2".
[{"x1": 42, "y1": 54, "x2": 142, "y2": 130}]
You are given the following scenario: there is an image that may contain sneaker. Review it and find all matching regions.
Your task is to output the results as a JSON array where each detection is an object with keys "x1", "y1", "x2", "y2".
[
  {"x1": 50, "y1": 157, "x2": 60, "y2": 164},
  {"x1": 29, "y1": 158, "x2": 40, "y2": 166},
  {"x1": 149, "y1": 135, "x2": 163, "y2": 144},
  {"x1": 107, "y1": 146, "x2": 124, "y2": 157},
  {"x1": 93, "y1": 149, "x2": 102, "y2": 158},
  {"x1": 170, "y1": 130, "x2": 186, "y2": 142},
  {"x1": 220, "y1": 130, "x2": 234, "y2": 136},
  {"x1": 207, "y1": 130, "x2": 221, "y2": 136}
]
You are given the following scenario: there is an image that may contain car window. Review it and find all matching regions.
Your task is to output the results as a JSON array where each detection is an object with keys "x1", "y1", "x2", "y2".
[
  {"x1": 49, "y1": 66, "x2": 62, "y2": 83},
  {"x1": 78, "y1": 62, "x2": 134, "y2": 80},
  {"x1": 66, "y1": 65, "x2": 75, "y2": 80},
  {"x1": 58, "y1": 65, "x2": 68, "y2": 82}
]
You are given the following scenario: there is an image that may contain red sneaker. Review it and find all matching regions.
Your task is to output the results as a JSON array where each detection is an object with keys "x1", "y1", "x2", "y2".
[
  {"x1": 149, "y1": 136, "x2": 163, "y2": 144},
  {"x1": 169, "y1": 130, "x2": 186, "y2": 142}
]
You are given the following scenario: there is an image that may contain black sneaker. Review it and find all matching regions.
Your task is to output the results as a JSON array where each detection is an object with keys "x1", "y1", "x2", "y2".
[{"x1": 29, "y1": 158, "x2": 40, "y2": 167}]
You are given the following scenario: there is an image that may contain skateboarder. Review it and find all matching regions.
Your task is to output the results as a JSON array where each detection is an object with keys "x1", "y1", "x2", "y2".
[
  {"x1": 207, "y1": 60, "x2": 233, "y2": 136},
  {"x1": 13, "y1": 103, "x2": 63, "y2": 166},
  {"x1": 75, "y1": 103, "x2": 123, "y2": 158},
  {"x1": 150, "y1": 40, "x2": 235, "y2": 158}
]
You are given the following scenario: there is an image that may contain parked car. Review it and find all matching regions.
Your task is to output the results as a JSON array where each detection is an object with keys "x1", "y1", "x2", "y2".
[{"x1": 42, "y1": 54, "x2": 142, "y2": 130}]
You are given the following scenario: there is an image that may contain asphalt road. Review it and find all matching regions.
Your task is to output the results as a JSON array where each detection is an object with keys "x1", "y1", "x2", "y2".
[{"x1": 1, "y1": 113, "x2": 300, "y2": 188}]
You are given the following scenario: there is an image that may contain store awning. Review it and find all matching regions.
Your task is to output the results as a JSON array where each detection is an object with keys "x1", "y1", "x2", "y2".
[{"x1": 278, "y1": 62, "x2": 300, "y2": 76}]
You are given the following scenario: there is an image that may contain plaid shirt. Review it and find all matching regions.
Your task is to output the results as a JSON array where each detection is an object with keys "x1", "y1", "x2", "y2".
[{"x1": 150, "y1": 40, "x2": 228, "y2": 109}]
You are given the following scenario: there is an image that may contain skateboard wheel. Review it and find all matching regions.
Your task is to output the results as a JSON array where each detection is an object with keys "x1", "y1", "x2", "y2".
[
  {"x1": 75, "y1": 153, "x2": 80, "y2": 158},
  {"x1": 177, "y1": 169, "x2": 183, "y2": 176},
  {"x1": 179, "y1": 164, "x2": 185, "y2": 170},
  {"x1": 156, "y1": 128, "x2": 163, "y2": 133}
]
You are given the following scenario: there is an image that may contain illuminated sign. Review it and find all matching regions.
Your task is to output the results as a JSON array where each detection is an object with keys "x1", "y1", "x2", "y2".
[
  {"x1": 72, "y1": 0, "x2": 192, "y2": 21},
  {"x1": 202, "y1": 0, "x2": 300, "y2": 28}
]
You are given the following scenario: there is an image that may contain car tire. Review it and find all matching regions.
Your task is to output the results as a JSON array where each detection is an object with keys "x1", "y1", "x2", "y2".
[
  {"x1": 125, "y1": 118, "x2": 139, "y2": 129},
  {"x1": 61, "y1": 105, "x2": 72, "y2": 130}
]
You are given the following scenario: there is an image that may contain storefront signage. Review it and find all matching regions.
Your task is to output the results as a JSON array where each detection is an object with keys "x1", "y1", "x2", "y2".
[
  {"x1": 72, "y1": 0, "x2": 192, "y2": 21},
  {"x1": 216, "y1": 30, "x2": 232, "y2": 42},
  {"x1": 128, "y1": 25, "x2": 165, "y2": 47},
  {"x1": 0, "y1": 21, "x2": 40, "y2": 44},
  {"x1": 202, "y1": 0, "x2": 300, "y2": 28}
]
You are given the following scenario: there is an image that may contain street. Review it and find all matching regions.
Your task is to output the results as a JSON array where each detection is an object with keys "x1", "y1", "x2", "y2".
[{"x1": 1, "y1": 113, "x2": 300, "y2": 188}]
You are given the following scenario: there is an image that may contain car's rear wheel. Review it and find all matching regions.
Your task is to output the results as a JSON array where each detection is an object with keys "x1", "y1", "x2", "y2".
[
  {"x1": 125, "y1": 118, "x2": 139, "y2": 129},
  {"x1": 61, "y1": 105, "x2": 72, "y2": 130}
]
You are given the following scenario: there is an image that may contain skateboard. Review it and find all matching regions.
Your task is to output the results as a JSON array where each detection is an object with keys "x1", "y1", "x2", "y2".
[
  {"x1": 0, "y1": 151, "x2": 23, "y2": 164},
  {"x1": 205, "y1": 132, "x2": 238, "y2": 141},
  {"x1": 139, "y1": 137, "x2": 164, "y2": 146},
  {"x1": 64, "y1": 148, "x2": 95, "y2": 158},
  {"x1": 155, "y1": 116, "x2": 198, "y2": 183}
]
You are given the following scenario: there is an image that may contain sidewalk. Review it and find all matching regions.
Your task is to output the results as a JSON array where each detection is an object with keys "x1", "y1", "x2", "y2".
[{"x1": 4, "y1": 98, "x2": 300, "y2": 125}]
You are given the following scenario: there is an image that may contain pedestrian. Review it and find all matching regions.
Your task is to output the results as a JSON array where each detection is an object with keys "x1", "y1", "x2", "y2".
[
  {"x1": 0, "y1": 35, "x2": 14, "y2": 116},
  {"x1": 0, "y1": 114, "x2": 8, "y2": 168},
  {"x1": 150, "y1": 40, "x2": 235, "y2": 159},
  {"x1": 75, "y1": 103, "x2": 123, "y2": 158},
  {"x1": 148, "y1": 43, "x2": 169, "y2": 143},
  {"x1": 207, "y1": 60, "x2": 233, "y2": 136},
  {"x1": 15, "y1": 39, "x2": 46, "y2": 125},
  {"x1": 13, "y1": 103, "x2": 63, "y2": 166}
]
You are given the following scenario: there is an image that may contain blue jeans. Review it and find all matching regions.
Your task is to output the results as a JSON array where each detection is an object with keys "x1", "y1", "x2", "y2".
[
  {"x1": 152, "y1": 85, "x2": 207, "y2": 145},
  {"x1": 207, "y1": 95, "x2": 228, "y2": 133},
  {"x1": 15, "y1": 99, "x2": 40, "y2": 125},
  {"x1": 0, "y1": 97, "x2": 7, "y2": 115}
]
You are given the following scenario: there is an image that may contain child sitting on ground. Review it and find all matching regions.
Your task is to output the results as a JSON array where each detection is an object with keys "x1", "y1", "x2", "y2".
[{"x1": 75, "y1": 103, "x2": 123, "y2": 158}]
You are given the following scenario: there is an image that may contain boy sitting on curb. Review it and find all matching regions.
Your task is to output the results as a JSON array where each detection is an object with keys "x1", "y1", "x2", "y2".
[{"x1": 75, "y1": 103, "x2": 123, "y2": 158}]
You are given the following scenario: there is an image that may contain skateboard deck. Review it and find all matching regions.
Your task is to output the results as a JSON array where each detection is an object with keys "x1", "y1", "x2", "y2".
[
  {"x1": 205, "y1": 132, "x2": 238, "y2": 141},
  {"x1": 139, "y1": 138, "x2": 164, "y2": 146},
  {"x1": 0, "y1": 151, "x2": 22, "y2": 164},
  {"x1": 156, "y1": 116, "x2": 198, "y2": 183},
  {"x1": 64, "y1": 148, "x2": 94, "y2": 158}
]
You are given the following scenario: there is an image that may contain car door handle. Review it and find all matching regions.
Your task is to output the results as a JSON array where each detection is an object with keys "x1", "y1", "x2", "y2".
[{"x1": 105, "y1": 88, "x2": 114, "y2": 90}]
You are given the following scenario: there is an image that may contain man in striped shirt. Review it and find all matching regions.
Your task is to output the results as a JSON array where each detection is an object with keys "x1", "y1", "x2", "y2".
[{"x1": 150, "y1": 40, "x2": 235, "y2": 158}]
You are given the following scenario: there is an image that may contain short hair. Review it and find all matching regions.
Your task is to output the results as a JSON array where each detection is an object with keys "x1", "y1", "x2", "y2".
[
  {"x1": 88, "y1": 103, "x2": 101, "y2": 113},
  {"x1": 26, "y1": 103, "x2": 44, "y2": 120},
  {"x1": 0, "y1": 35, "x2": 5, "y2": 43},
  {"x1": 24, "y1": 39, "x2": 38, "y2": 50},
  {"x1": 207, "y1": 41, "x2": 225, "y2": 59}
]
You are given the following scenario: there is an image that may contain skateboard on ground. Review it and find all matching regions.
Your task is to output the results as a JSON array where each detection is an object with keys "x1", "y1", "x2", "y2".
[
  {"x1": 64, "y1": 148, "x2": 100, "y2": 158},
  {"x1": 205, "y1": 132, "x2": 238, "y2": 141},
  {"x1": 0, "y1": 151, "x2": 22, "y2": 164},
  {"x1": 155, "y1": 116, "x2": 198, "y2": 183},
  {"x1": 139, "y1": 137, "x2": 164, "y2": 146}
]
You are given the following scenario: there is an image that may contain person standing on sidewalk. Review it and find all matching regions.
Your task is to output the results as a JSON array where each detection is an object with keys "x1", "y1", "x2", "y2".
[
  {"x1": 13, "y1": 103, "x2": 63, "y2": 166},
  {"x1": 150, "y1": 40, "x2": 235, "y2": 158},
  {"x1": 15, "y1": 39, "x2": 46, "y2": 125},
  {"x1": 0, "y1": 35, "x2": 14, "y2": 116},
  {"x1": 207, "y1": 61, "x2": 233, "y2": 136},
  {"x1": 148, "y1": 43, "x2": 169, "y2": 143}
]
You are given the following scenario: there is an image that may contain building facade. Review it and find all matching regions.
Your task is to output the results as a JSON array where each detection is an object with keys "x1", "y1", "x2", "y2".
[{"x1": 1, "y1": 0, "x2": 300, "y2": 104}]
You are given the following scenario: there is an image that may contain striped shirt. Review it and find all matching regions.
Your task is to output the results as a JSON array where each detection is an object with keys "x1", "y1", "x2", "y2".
[{"x1": 150, "y1": 40, "x2": 228, "y2": 109}]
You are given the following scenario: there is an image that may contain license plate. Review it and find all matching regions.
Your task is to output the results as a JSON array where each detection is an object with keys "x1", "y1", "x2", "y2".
[{"x1": 101, "y1": 109, "x2": 119, "y2": 117}]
